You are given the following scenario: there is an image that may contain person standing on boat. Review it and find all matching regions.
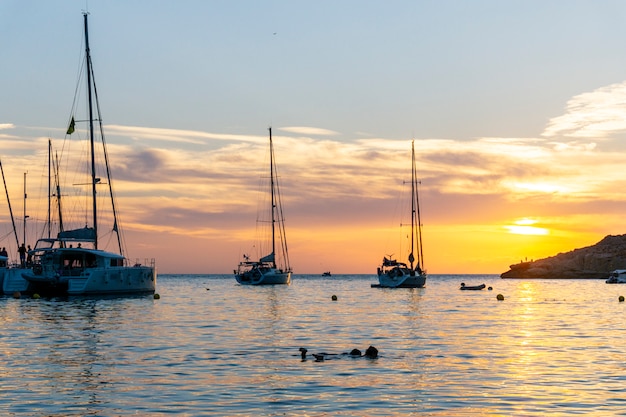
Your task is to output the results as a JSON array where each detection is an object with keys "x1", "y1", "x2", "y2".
[
  {"x1": 26, "y1": 245, "x2": 32, "y2": 266},
  {"x1": 18, "y1": 243, "x2": 27, "y2": 268}
]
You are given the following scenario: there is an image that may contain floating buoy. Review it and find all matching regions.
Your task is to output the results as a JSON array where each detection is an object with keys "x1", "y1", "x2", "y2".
[
  {"x1": 619, "y1": 295, "x2": 624, "y2": 302},
  {"x1": 153, "y1": 293, "x2": 160, "y2": 299},
  {"x1": 12, "y1": 291, "x2": 20, "y2": 299},
  {"x1": 331, "y1": 295, "x2": 338, "y2": 301},
  {"x1": 33, "y1": 293, "x2": 41, "y2": 299},
  {"x1": 496, "y1": 294, "x2": 504, "y2": 301}
]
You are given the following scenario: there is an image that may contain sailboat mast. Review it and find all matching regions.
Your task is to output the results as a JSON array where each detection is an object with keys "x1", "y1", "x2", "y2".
[
  {"x1": 84, "y1": 12, "x2": 98, "y2": 249},
  {"x1": 54, "y1": 150, "x2": 65, "y2": 243},
  {"x1": 269, "y1": 127, "x2": 277, "y2": 268},
  {"x1": 47, "y1": 140, "x2": 51, "y2": 239},
  {"x1": 0, "y1": 160, "x2": 20, "y2": 250},
  {"x1": 23, "y1": 172, "x2": 27, "y2": 246},
  {"x1": 410, "y1": 141, "x2": 416, "y2": 270},
  {"x1": 414, "y1": 142, "x2": 424, "y2": 271}
]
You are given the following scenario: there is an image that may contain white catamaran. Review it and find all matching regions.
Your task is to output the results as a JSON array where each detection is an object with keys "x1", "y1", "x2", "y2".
[
  {"x1": 375, "y1": 140, "x2": 427, "y2": 288},
  {"x1": 235, "y1": 127, "x2": 292, "y2": 285},
  {"x1": 21, "y1": 13, "x2": 156, "y2": 296}
]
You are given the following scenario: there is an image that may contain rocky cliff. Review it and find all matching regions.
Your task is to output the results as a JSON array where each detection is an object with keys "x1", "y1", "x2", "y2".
[{"x1": 500, "y1": 234, "x2": 626, "y2": 279}]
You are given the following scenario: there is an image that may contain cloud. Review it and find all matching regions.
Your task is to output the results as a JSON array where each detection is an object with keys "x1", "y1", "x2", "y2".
[
  {"x1": 0, "y1": 124, "x2": 15, "y2": 130},
  {"x1": 543, "y1": 81, "x2": 626, "y2": 139},
  {"x1": 106, "y1": 125, "x2": 262, "y2": 145},
  {"x1": 5, "y1": 120, "x2": 626, "y2": 274},
  {"x1": 278, "y1": 126, "x2": 338, "y2": 136}
]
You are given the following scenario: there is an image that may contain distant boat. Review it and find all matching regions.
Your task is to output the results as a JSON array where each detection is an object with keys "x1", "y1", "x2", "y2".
[
  {"x1": 235, "y1": 127, "x2": 292, "y2": 285},
  {"x1": 606, "y1": 270, "x2": 626, "y2": 284},
  {"x1": 373, "y1": 141, "x2": 426, "y2": 289},
  {"x1": 21, "y1": 13, "x2": 156, "y2": 296},
  {"x1": 460, "y1": 283, "x2": 486, "y2": 290},
  {"x1": 322, "y1": 271, "x2": 331, "y2": 277}
]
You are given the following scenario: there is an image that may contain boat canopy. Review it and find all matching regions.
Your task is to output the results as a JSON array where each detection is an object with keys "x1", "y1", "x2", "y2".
[{"x1": 58, "y1": 226, "x2": 96, "y2": 242}]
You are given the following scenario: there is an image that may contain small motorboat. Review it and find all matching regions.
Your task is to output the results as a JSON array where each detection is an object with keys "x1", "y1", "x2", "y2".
[
  {"x1": 606, "y1": 270, "x2": 626, "y2": 284},
  {"x1": 460, "y1": 283, "x2": 486, "y2": 290}
]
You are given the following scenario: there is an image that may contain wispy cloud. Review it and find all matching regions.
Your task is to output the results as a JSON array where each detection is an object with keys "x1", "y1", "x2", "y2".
[
  {"x1": 278, "y1": 126, "x2": 338, "y2": 136},
  {"x1": 543, "y1": 81, "x2": 626, "y2": 139},
  {"x1": 106, "y1": 125, "x2": 263, "y2": 145},
  {"x1": 0, "y1": 124, "x2": 15, "y2": 130}
]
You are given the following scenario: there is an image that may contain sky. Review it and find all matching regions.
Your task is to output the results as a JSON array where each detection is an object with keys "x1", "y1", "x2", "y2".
[{"x1": 2, "y1": 0, "x2": 626, "y2": 274}]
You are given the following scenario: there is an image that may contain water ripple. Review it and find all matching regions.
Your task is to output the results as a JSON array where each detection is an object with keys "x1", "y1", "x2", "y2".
[{"x1": 1, "y1": 275, "x2": 625, "y2": 415}]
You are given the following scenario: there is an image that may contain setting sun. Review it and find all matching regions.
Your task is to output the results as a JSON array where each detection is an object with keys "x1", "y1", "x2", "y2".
[
  {"x1": 505, "y1": 218, "x2": 549, "y2": 236},
  {"x1": 505, "y1": 225, "x2": 549, "y2": 236}
]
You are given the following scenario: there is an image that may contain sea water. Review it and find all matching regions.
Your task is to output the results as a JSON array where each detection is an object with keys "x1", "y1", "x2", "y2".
[{"x1": 1, "y1": 274, "x2": 625, "y2": 416}]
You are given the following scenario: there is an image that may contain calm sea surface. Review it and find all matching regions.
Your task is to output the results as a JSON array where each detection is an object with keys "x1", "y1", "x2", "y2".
[{"x1": 1, "y1": 274, "x2": 626, "y2": 416}]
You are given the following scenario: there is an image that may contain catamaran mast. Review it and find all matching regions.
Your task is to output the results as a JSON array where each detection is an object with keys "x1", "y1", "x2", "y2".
[
  {"x1": 91, "y1": 69, "x2": 124, "y2": 256},
  {"x1": 269, "y1": 127, "x2": 276, "y2": 269},
  {"x1": 84, "y1": 12, "x2": 98, "y2": 249}
]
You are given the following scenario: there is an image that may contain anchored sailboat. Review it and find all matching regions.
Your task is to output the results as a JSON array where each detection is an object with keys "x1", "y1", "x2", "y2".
[
  {"x1": 21, "y1": 13, "x2": 156, "y2": 295},
  {"x1": 235, "y1": 127, "x2": 292, "y2": 285},
  {"x1": 374, "y1": 140, "x2": 427, "y2": 288}
]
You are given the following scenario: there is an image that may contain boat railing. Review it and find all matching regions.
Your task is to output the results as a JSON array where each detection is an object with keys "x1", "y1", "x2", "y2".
[{"x1": 127, "y1": 258, "x2": 156, "y2": 269}]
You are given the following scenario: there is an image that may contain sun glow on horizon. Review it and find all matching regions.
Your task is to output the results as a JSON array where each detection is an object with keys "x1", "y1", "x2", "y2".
[{"x1": 505, "y1": 218, "x2": 549, "y2": 236}]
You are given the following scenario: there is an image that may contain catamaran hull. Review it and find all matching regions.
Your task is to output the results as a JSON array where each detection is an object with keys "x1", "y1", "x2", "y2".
[
  {"x1": 376, "y1": 272, "x2": 426, "y2": 288},
  {"x1": 2, "y1": 268, "x2": 32, "y2": 294},
  {"x1": 22, "y1": 266, "x2": 156, "y2": 295},
  {"x1": 236, "y1": 270, "x2": 291, "y2": 285}
]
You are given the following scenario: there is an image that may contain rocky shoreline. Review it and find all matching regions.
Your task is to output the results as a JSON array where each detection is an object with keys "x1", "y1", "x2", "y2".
[{"x1": 500, "y1": 234, "x2": 626, "y2": 279}]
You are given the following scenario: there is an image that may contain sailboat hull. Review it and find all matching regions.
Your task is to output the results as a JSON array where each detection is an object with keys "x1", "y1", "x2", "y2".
[
  {"x1": 235, "y1": 267, "x2": 291, "y2": 285},
  {"x1": 376, "y1": 269, "x2": 426, "y2": 288}
]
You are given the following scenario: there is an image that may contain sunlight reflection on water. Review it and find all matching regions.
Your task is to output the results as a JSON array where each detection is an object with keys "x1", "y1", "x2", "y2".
[{"x1": 1, "y1": 274, "x2": 625, "y2": 415}]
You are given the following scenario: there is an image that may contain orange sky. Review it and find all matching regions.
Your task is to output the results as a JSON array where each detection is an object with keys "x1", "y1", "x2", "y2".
[{"x1": 1, "y1": 122, "x2": 624, "y2": 274}]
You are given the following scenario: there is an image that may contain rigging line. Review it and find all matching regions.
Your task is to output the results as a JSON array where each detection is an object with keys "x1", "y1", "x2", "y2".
[{"x1": 90, "y1": 57, "x2": 125, "y2": 256}]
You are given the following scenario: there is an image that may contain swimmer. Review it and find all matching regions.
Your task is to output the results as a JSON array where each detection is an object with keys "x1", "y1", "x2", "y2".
[{"x1": 298, "y1": 346, "x2": 378, "y2": 361}]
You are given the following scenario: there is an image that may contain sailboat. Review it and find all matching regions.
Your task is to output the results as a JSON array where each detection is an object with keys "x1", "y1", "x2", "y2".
[
  {"x1": 374, "y1": 140, "x2": 427, "y2": 288},
  {"x1": 235, "y1": 127, "x2": 292, "y2": 285},
  {"x1": 21, "y1": 13, "x2": 156, "y2": 296}
]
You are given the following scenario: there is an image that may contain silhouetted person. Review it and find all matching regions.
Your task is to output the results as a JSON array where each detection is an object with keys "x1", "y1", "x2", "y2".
[{"x1": 18, "y1": 243, "x2": 26, "y2": 268}]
